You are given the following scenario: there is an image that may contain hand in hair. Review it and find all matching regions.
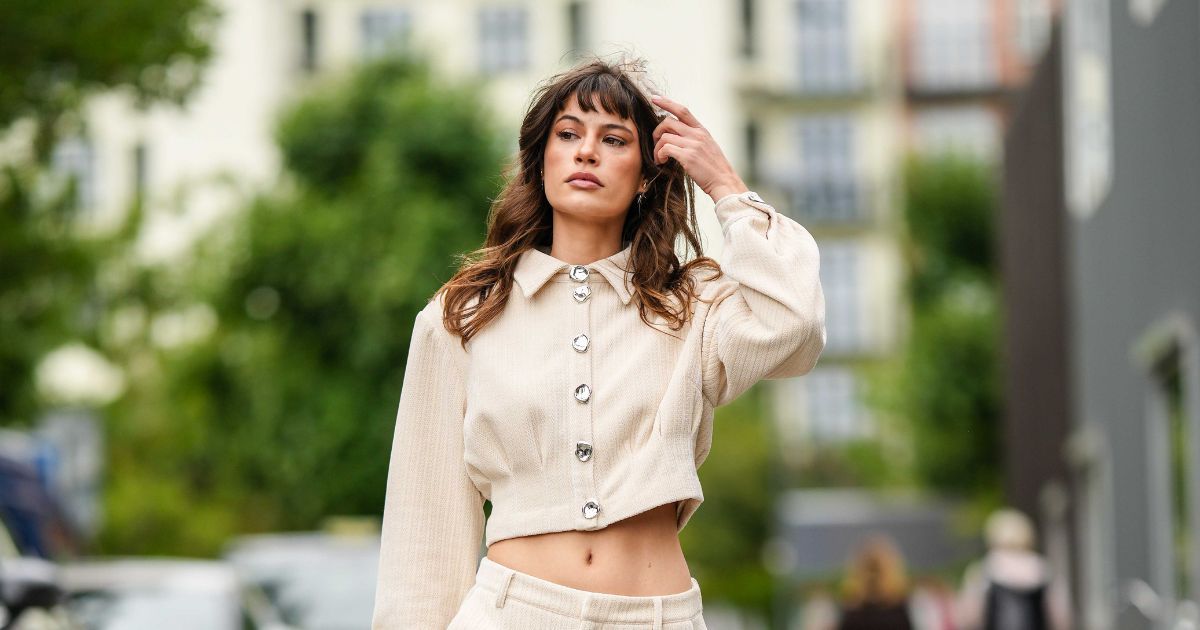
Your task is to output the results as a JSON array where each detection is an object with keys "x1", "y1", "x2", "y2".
[{"x1": 650, "y1": 95, "x2": 749, "y2": 203}]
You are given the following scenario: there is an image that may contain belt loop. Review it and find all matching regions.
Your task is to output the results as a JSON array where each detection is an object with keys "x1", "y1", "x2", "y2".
[
  {"x1": 578, "y1": 594, "x2": 594, "y2": 630},
  {"x1": 653, "y1": 596, "x2": 664, "y2": 630},
  {"x1": 494, "y1": 568, "x2": 515, "y2": 608}
]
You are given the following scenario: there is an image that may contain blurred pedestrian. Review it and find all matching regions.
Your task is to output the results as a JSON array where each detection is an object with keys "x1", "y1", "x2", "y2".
[
  {"x1": 799, "y1": 586, "x2": 840, "y2": 630},
  {"x1": 955, "y1": 509, "x2": 1072, "y2": 630},
  {"x1": 837, "y1": 535, "x2": 915, "y2": 630},
  {"x1": 910, "y1": 576, "x2": 958, "y2": 630}
]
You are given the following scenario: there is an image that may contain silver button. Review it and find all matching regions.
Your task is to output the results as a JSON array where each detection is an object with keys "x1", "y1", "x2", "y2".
[
  {"x1": 582, "y1": 500, "x2": 601, "y2": 519},
  {"x1": 572, "y1": 285, "x2": 592, "y2": 303},
  {"x1": 568, "y1": 265, "x2": 590, "y2": 282},
  {"x1": 574, "y1": 383, "x2": 591, "y2": 402},
  {"x1": 571, "y1": 333, "x2": 590, "y2": 352},
  {"x1": 575, "y1": 441, "x2": 593, "y2": 462}
]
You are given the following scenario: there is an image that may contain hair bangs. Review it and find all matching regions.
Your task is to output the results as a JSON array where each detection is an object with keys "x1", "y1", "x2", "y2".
[{"x1": 566, "y1": 72, "x2": 637, "y2": 121}]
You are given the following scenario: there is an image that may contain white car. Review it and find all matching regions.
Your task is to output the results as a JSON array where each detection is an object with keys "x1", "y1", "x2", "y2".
[
  {"x1": 59, "y1": 559, "x2": 245, "y2": 630},
  {"x1": 223, "y1": 532, "x2": 379, "y2": 630}
]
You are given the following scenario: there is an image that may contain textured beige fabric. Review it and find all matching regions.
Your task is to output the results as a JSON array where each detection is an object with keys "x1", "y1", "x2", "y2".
[
  {"x1": 372, "y1": 192, "x2": 826, "y2": 629},
  {"x1": 447, "y1": 556, "x2": 706, "y2": 629}
]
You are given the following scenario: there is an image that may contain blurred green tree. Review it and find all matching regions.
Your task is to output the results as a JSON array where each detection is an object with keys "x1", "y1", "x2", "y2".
[
  {"x1": 878, "y1": 154, "x2": 1002, "y2": 503},
  {"x1": 0, "y1": 0, "x2": 217, "y2": 428},
  {"x1": 0, "y1": 0, "x2": 218, "y2": 159},
  {"x1": 681, "y1": 387, "x2": 776, "y2": 625},
  {"x1": 101, "y1": 58, "x2": 505, "y2": 554}
]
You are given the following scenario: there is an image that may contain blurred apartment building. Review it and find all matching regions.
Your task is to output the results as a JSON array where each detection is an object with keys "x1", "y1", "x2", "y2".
[
  {"x1": 56, "y1": 0, "x2": 1054, "y2": 454},
  {"x1": 766, "y1": 0, "x2": 1059, "y2": 458},
  {"x1": 1004, "y1": 0, "x2": 1200, "y2": 628}
]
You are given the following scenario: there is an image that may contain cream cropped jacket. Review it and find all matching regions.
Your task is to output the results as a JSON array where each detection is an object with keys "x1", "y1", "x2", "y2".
[{"x1": 371, "y1": 191, "x2": 826, "y2": 628}]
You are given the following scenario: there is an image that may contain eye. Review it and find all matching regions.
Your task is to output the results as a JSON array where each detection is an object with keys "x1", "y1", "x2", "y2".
[
  {"x1": 604, "y1": 136, "x2": 627, "y2": 146},
  {"x1": 556, "y1": 130, "x2": 578, "y2": 140}
]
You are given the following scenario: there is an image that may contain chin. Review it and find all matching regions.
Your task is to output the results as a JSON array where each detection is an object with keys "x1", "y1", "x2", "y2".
[{"x1": 549, "y1": 193, "x2": 628, "y2": 222}]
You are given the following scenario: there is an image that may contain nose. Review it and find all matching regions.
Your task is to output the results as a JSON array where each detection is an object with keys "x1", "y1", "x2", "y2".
[{"x1": 575, "y1": 134, "x2": 599, "y2": 165}]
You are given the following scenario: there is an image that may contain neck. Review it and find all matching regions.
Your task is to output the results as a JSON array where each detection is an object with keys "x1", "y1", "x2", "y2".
[{"x1": 547, "y1": 212, "x2": 625, "y2": 265}]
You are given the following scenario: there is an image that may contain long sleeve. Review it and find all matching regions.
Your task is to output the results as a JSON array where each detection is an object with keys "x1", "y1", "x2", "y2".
[
  {"x1": 700, "y1": 192, "x2": 827, "y2": 407},
  {"x1": 372, "y1": 302, "x2": 485, "y2": 629}
]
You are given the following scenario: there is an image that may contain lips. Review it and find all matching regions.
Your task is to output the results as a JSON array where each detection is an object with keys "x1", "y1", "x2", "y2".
[{"x1": 567, "y1": 172, "x2": 603, "y2": 186}]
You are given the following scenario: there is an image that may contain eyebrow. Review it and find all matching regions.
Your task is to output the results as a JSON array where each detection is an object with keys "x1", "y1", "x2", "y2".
[{"x1": 554, "y1": 114, "x2": 635, "y2": 136}]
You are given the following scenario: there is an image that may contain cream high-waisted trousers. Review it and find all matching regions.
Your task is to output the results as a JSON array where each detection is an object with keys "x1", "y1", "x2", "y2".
[{"x1": 447, "y1": 556, "x2": 708, "y2": 629}]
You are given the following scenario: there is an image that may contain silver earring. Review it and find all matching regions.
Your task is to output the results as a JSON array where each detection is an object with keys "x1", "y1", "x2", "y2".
[{"x1": 636, "y1": 192, "x2": 645, "y2": 214}]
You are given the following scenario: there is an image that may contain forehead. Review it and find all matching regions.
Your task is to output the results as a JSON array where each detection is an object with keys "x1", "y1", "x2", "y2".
[{"x1": 555, "y1": 93, "x2": 635, "y2": 128}]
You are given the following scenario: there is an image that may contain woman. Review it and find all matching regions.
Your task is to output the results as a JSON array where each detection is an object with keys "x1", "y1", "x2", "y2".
[
  {"x1": 371, "y1": 58, "x2": 826, "y2": 629},
  {"x1": 837, "y1": 536, "x2": 915, "y2": 630}
]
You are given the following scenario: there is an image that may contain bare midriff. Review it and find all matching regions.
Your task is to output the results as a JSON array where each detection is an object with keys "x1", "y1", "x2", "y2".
[{"x1": 484, "y1": 501, "x2": 693, "y2": 596}]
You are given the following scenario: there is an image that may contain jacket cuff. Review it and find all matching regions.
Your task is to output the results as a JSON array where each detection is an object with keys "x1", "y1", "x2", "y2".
[{"x1": 714, "y1": 191, "x2": 775, "y2": 232}]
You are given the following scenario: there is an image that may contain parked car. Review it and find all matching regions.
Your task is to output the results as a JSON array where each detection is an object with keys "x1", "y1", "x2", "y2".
[
  {"x1": 58, "y1": 559, "x2": 247, "y2": 630},
  {"x1": 0, "y1": 556, "x2": 70, "y2": 630},
  {"x1": 223, "y1": 530, "x2": 379, "y2": 630}
]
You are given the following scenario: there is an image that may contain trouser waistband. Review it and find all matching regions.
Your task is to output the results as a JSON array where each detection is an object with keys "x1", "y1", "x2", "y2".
[{"x1": 474, "y1": 555, "x2": 703, "y2": 626}]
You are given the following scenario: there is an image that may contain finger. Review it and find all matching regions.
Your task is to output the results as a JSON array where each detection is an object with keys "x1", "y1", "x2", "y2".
[
  {"x1": 655, "y1": 132, "x2": 688, "y2": 149},
  {"x1": 652, "y1": 118, "x2": 692, "y2": 144},
  {"x1": 654, "y1": 139, "x2": 686, "y2": 165},
  {"x1": 658, "y1": 143, "x2": 686, "y2": 165},
  {"x1": 650, "y1": 95, "x2": 702, "y2": 128}
]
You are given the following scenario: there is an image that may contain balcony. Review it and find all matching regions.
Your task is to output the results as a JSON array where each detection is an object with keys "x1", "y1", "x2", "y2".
[{"x1": 772, "y1": 176, "x2": 877, "y2": 227}]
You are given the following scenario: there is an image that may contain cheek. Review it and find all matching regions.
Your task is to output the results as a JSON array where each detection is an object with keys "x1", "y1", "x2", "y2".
[
  {"x1": 616, "y1": 154, "x2": 644, "y2": 189},
  {"x1": 542, "y1": 146, "x2": 559, "y2": 173}
]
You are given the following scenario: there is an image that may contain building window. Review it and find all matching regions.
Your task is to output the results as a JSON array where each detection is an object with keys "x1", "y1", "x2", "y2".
[
  {"x1": 301, "y1": 8, "x2": 319, "y2": 73},
  {"x1": 740, "y1": 0, "x2": 756, "y2": 58},
  {"x1": 1130, "y1": 0, "x2": 1169, "y2": 25},
  {"x1": 744, "y1": 120, "x2": 761, "y2": 184},
  {"x1": 804, "y1": 367, "x2": 870, "y2": 441},
  {"x1": 566, "y1": 2, "x2": 587, "y2": 58},
  {"x1": 1064, "y1": 0, "x2": 1112, "y2": 219},
  {"x1": 1072, "y1": 425, "x2": 1117, "y2": 629},
  {"x1": 795, "y1": 0, "x2": 855, "y2": 92},
  {"x1": 788, "y1": 115, "x2": 861, "y2": 223},
  {"x1": 132, "y1": 142, "x2": 147, "y2": 202},
  {"x1": 912, "y1": 0, "x2": 995, "y2": 90},
  {"x1": 361, "y1": 8, "x2": 412, "y2": 60},
  {"x1": 819, "y1": 240, "x2": 863, "y2": 355},
  {"x1": 1163, "y1": 358, "x2": 1193, "y2": 604},
  {"x1": 1014, "y1": 0, "x2": 1052, "y2": 63},
  {"x1": 913, "y1": 104, "x2": 1000, "y2": 161},
  {"x1": 479, "y1": 7, "x2": 528, "y2": 74},
  {"x1": 1149, "y1": 344, "x2": 1197, "y2": 610},
  {"x1": 51, "y1": 136, "x2": 96, "y2": 213}
]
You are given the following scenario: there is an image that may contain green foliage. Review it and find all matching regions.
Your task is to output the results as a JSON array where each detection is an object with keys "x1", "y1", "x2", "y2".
[
  {"x1": 0, "y1": 164, "x2": 97, "y2": 426},
  {"x1": 0, "y1": 0, "x2": 218, "y2": 160},
  {"x1": 0, "y1": 0, "x2": 214, "y2": 428},
  {"x1": 681, "y1": 387, "x2": 775, "y2": 623},
  {"x1": 876, "y1": 153, "x2": 1002, "y2": 501},
  {"x1": 100, "y1": 57, "x2": 505, "y2": 554},
  {"x1": 902, "y1": 156, "x2": 997, "y2": 307}
]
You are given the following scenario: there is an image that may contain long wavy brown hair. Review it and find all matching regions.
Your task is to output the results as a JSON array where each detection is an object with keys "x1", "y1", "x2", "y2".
[
  {"x1": 841, "y1": 535, "x2": 911, "y2": 607},
  {"x1": 440, "y1": 58, "x2": 722, "y2": 345}
]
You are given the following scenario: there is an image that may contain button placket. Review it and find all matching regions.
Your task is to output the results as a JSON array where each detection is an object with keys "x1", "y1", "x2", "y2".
[{"x1": 566, "y1": 264, "x2": 600, "y2": 529}]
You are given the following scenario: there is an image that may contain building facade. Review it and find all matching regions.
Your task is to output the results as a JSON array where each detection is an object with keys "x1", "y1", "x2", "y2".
[{"x1": 1003, "y1": 1, "x2": 1200, "y2": 628}]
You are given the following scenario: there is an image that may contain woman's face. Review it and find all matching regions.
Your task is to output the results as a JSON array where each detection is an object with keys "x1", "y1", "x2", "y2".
[{"x1": 542, "y1": 95, "x2": 645, "y2": 224}]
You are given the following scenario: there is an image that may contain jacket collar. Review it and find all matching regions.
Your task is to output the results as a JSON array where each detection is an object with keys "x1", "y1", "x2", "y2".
[{"x1": 514, "y1": 244, "x2": 635, "y2": 305}]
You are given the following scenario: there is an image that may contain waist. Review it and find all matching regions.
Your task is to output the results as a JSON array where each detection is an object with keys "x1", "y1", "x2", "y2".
[
  {"x1": 485, "y1": 502, "x2": 692, "y2": 596},
  {"x1": 473, "y1": 556, "x2": 703, "y2": 624}
]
